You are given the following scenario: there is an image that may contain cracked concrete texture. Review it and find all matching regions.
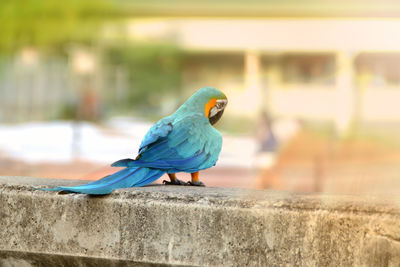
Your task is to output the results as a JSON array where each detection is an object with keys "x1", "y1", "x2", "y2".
[{"x1": 1, "y1": 176, "x2": 400, "y2": 266}]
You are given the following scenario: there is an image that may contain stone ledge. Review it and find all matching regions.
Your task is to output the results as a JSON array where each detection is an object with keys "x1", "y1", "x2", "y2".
[{"x1": 1, "y1": 176, "x2": 400, "y2": 266}]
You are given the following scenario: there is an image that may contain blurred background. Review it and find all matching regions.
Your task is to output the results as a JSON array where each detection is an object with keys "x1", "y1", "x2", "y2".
[{"x1": 2, "y1": 0, "x2": 400, "y2": 194}]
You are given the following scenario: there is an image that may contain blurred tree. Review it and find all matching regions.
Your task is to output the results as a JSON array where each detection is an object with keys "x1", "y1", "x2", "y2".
[
  {"x1": 0, "y1": 0, "x2": 118, "y2": 53},
  {"x1": 105, "y1": 44, "x2": 183, "y2": 115}
]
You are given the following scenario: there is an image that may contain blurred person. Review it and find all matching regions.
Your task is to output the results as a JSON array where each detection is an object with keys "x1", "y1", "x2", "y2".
[
  {"x1": 256, "y1": 111, "x2": 278, "y2": 153},
  {"x1": 254, "y1": 111, "x2": 279, "y2": 189},
  {"x1": 77, "y1": 79, "x2": 101, "y2": 121}
]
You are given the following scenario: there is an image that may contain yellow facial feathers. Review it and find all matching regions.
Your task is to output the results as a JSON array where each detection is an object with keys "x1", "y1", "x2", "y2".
[{"x1": 204, "y1": 98, "x2": 217, "y2": 118}]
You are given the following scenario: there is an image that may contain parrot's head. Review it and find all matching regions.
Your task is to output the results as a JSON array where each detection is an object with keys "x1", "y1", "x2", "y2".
[{"x1": 179, "y1": 86, "x2": 228, "y2": 125}]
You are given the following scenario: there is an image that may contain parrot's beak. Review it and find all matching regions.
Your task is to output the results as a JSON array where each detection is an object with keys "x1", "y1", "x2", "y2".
[{"x1": 209, "y1": 99, "x2": 227, "y2": 125}]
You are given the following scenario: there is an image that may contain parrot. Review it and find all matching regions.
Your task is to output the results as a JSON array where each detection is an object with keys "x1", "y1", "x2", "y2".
[{"x1": 43, "y1": 86, "x2": 228, "y2": 195}]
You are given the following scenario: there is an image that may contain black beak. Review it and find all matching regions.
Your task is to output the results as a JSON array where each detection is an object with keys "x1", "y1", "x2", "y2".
[
  {"x1": 208, "y1": 99, "x2": 227, "y2": 125},
  {"x1": 209, "y1": 109, "x2": 225, "y2": 125}
]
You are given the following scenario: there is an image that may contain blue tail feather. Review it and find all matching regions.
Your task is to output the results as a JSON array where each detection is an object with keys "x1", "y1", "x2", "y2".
[
  {"x1": 111, "y1": 158, "x2": 135, "y2": 167},
  {"x1": 42, "y1": 167, "x2": 164, "y2": 195}
]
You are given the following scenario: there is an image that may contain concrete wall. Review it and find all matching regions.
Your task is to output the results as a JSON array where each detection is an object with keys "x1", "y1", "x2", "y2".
[{"x1": 1, "y1": 176, "x2": 400, "y2": 266}]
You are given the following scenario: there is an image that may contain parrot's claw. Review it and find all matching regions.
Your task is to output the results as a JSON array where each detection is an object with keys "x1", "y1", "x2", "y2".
[
  {"x1": 163, "y1": 179, "x2": 187, "y2": 186},
  {"x1": 187, "y1": 181, "x2": 206, "y2": 187}
]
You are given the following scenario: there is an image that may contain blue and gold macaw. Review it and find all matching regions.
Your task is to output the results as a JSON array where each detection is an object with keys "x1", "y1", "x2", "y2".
[{"x1": 45, "y1": 87, "x2": 227, "y2": 195}]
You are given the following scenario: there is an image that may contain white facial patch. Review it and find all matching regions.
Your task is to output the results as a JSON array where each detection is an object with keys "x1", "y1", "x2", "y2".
[{"x1": 210, "y1": 99, "x2": 227, "y2": 118}]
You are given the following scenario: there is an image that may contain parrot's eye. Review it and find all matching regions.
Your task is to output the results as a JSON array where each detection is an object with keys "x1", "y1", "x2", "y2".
[{"x1": 209, "y1": 99, "x2": 227, "y2": 125}]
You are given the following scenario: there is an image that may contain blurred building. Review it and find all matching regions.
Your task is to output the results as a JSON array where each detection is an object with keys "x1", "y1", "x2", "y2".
[
  {"x1": 0, "y1": 47, "x2": 100, "y2": 122},
  {"x1": 126, "y1": 18, "x2": 400, "y2": 133}
]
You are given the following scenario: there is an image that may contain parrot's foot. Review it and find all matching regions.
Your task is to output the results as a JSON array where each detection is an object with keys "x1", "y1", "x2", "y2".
[
  {"x1": 163, "y1": 179, "x2": 187, "y2": 186},
  {"x1": 187, "y1": 181, "x2": 206, "y2": 187}
]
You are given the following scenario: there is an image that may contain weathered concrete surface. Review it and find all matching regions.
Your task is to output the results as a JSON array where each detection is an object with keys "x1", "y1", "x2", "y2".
[{"x1": 1, "y1": 176, "x2": 400, "y2": 266}]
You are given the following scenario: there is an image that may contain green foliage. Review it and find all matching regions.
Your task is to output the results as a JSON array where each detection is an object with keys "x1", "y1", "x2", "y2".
[
  {"x1": 105, "y1": 43, "x2": 183, "y2": 114},
  {"x1": 0, "y1": 0, "x2": 118, "y2": 53},
  {"x1": 58, "y1": 103, "x2": 78, "y2": 121}
]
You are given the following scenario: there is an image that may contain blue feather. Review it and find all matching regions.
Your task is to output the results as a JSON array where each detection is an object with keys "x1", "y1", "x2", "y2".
[
  {"x1": 42, "y1": 167, "x2": 164, "y2": 195},
  {"x1": 111, "y1": 158, "x2": 135, "y2": 167}
]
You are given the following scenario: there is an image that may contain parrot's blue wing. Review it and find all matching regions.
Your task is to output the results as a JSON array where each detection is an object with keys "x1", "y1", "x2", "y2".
[
  {"x1": 113, "y1": 114, "x2": 222, "y2": 173},
  {"x1": 111, "y1": 116, "x2": 175, "y2": 168},
  {"x1": 138, "y1": 117, "x2": 174, "y2": 154}
]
